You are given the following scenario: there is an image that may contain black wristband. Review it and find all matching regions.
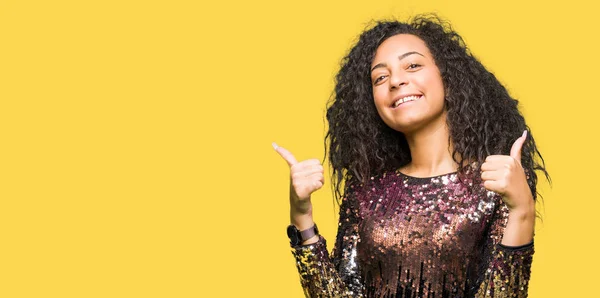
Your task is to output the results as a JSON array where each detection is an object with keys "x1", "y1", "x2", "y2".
[{"x1": 287, "y1": 224, "x2": 319, "y2": 246}]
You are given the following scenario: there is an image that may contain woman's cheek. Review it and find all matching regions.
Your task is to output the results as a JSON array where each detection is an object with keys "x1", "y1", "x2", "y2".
[{"x1": 373, "y1": 90, "x2": 386, "y2": 110}]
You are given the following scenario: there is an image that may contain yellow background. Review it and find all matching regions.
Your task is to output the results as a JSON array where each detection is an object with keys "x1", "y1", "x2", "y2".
[{"x1": 1, "y1": 0, "x2": 597, "y2": 297}]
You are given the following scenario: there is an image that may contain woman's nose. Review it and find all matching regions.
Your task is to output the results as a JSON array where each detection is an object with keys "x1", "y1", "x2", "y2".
[{"x1": 389, "y1": 72, "x2": 408, "y2": 89}]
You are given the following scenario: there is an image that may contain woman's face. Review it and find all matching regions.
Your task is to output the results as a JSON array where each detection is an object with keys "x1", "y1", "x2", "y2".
[{"x1": 370, "y1": 34, "x2": 446, "y2": 135}]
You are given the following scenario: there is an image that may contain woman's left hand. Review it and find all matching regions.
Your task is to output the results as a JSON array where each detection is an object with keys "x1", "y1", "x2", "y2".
[{"x1": 481, "y1": 130, "x2": 534, "y2": 213}]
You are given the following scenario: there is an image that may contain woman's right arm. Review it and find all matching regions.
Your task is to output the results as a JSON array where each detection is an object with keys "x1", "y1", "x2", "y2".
[
  {"x1": 291, "y1": 186, "x2": 365, "y2": 297},
  {"x1": 274, "y1": 144, "x2": 364, "y2": 297}
]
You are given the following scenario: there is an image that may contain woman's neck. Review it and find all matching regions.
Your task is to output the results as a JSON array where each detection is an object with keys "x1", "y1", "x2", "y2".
[{"x1": 401, "y1": 118, "x2": 458, "y2": 177}]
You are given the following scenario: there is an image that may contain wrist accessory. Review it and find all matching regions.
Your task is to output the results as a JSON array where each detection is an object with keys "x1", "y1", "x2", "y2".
[{"x1": 287, "y1": 223, "x2": 319, "y2": 246}]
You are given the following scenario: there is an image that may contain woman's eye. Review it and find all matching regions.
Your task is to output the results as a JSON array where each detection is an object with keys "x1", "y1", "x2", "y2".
[
  {"x1": 373, "y1": 75, "x2": 386, "y2": 84},
  {"x1": 408, "y1": 63, "x2": 421, "y2": 69}
]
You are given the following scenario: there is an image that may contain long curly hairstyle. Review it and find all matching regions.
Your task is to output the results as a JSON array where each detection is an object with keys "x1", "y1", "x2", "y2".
[{"x1": 325, "y1": 14, "x2": 550, "y2": 203}]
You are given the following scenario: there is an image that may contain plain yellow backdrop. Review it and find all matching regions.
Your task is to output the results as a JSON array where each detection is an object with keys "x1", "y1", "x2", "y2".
[{"x1": 1, "y1": 0, "x2": 598, "y2": 297}]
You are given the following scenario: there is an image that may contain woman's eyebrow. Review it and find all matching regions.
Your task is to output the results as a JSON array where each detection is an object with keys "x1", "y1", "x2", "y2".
[{"x1": 371, "y1": 51, "x2": 425, "y2": 72}]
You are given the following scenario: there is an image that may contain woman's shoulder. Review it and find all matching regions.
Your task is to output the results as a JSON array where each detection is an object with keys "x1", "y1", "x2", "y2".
[{"x1": 341, "y1": 170, "x2": 402, "y2": 197}]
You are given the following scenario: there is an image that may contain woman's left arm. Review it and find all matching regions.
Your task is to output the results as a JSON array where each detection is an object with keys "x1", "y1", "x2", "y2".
[
  {"x1": 475, "y1": 130, "x2": 536, "y2": 297},
  {"x1": 481, "y1": 130, "x2": 535, "y2": 246},
  {"x1": 474, "y1": 201, "x2": 534, "y2": 297}
]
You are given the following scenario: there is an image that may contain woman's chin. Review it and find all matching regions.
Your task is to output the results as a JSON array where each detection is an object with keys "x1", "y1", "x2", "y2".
[{"x1": 385, "y1": 119, "x2": 422, "y2": 134}]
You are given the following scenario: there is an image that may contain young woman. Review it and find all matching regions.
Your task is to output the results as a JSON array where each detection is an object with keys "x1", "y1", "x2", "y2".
[{"x1": 275, "y1": 14, "x2": 548, "y2": 297}]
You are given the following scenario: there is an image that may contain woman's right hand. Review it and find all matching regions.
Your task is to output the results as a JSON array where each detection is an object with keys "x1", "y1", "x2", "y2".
[{"x1": 273, "y1": 143, "x2": 325, "y2": 232}]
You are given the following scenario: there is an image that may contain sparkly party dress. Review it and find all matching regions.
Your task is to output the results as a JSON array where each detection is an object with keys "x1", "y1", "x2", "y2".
[{"x1": 291, "y1": 165, "x2": 534, "y2": 298}]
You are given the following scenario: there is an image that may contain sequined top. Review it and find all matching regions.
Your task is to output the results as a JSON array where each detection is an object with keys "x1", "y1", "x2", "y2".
[{"x1": 291, "y1": 165, "x2": 534, "y2": 297}]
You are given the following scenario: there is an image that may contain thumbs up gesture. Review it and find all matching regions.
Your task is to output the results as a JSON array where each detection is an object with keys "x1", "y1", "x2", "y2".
[
  {"x1": 481, "y1": 130, "x2": 534, "y2": 212},
  {"x1": 273, "y1": 143, "x2": 325, "y2": 213}
]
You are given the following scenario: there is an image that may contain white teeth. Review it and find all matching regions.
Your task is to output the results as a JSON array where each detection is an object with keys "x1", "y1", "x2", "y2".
[{"x1": 393, "y1": 95, "x2": 420, "y2": 108}]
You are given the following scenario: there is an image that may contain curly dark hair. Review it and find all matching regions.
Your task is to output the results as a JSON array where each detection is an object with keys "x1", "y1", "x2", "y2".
[{"x1": 325, "y1": 14, "x2": 550, "y2": 203}]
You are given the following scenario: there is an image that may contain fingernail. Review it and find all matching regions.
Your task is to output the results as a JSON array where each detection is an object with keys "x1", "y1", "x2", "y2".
[
  {"x1": 272, "y1": 142, "x2": 279, "y2": 150},
  {"x1": 522, "y1": 130, "x2": 528, "y2": 138}
]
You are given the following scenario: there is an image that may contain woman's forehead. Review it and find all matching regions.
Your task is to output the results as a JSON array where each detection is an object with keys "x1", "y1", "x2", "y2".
[{"x1": 372, "y1": 34, "x2": 431, "y2": 64}]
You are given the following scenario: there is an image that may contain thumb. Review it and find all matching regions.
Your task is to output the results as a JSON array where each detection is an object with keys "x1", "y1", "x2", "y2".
[
  {"x1": 509, "y1": 130, "x2": 527, "y2": 163},
  {"x1": 272, "y1": 142, "x2": 298, "y2": 166}
]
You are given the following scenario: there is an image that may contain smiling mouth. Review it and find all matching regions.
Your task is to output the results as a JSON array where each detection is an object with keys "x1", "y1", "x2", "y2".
[{"x1": 392, "y1": 95, "x2": 422, "y2": 108}]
